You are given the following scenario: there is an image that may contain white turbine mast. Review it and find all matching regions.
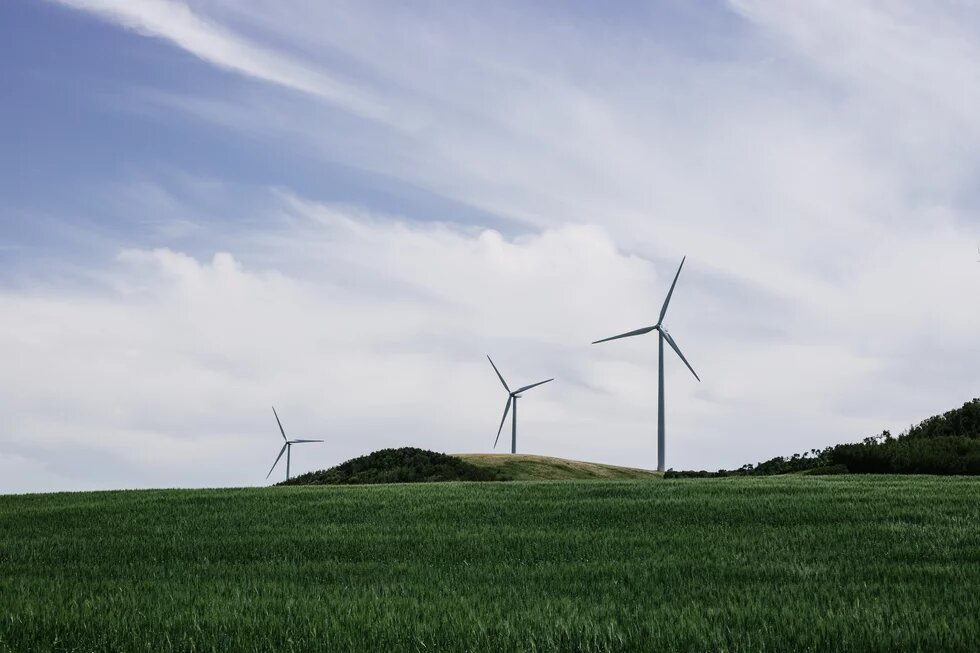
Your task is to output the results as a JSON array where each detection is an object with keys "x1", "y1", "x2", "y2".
[
  {"x1": 267, "y1": 406, "x2": 323, "y2": 482},
  {"x1": 487, "y1": 356, "x2": 553, "y2": 454},
  {"x1": 592, "y1": 256, "x2": 700, "y2": 472}
]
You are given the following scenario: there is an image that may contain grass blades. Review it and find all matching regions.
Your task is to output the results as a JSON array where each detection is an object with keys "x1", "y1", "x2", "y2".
[{"x1": 1, "y1": 476, "x2": 979, "y2": 652}]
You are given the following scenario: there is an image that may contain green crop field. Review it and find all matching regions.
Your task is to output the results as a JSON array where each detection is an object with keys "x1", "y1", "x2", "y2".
[{"x1": 2, "y1": 476, "x2": 979, "y2": 652}]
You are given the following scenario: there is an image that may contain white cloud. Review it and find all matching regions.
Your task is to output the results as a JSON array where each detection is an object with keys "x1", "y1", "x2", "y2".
[
  {"x1": 0, "y1": 205, "x2": 679, "y2": 492},
  {"x1": 50, "y1": 0, "x2": 389, "y2": 121},
  {"x1": 5, "y1": 1, "x2": 980, "y2": 491}
]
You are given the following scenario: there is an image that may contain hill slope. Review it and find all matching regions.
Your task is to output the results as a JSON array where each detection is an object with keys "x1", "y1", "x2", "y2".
[
  {"x1": 285, "y1": 449, "x2": 660, "y2": 485},
  {"x1": 455, "y1": 453, "x2": 661, "y2": 480}
]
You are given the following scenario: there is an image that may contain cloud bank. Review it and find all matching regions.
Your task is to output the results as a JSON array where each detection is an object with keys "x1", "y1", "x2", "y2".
[{"x1": 2, "y1": 0, "x2": 978, "y2": 491}]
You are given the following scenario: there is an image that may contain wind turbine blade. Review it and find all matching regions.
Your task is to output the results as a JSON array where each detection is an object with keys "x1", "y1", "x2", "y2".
[
  {"x1": 487, "y1": 356, "x2": 510, "y2": 392},
  {"x1": 662, "y1": 331, "x2": 700, "y2": 382},
  {"x1": 592, "y1": 326, "x2": 656, "y2": 344},
  {"x1": 658, "y1": 256, "x2": 686, "y2": 325},
  {"x1": 493, "y1": 396, "x2": 512, "y2": 449},
  {"x1": 272, "y1": 406, "x2": 287, "y2": 441},
  {"x1": 290, "y1": 439, "x2": 324, "y2": 443},
  {"x1": 514, "y1": 378, "x2": 554, "y2": 394},
  {"x1": 266, "y1": 443, "x2": 288, "y2": 479}
]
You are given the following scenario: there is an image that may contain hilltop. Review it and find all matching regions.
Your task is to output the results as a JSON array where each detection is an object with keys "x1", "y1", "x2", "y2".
[
  {"x1": 286, "y1": 399, "x2": 980, "y2": 485},
  {"x1": 455, "y1": 453, "x2": 661, "y2": 480},
  {"x1": 283, "y1": 448, "x2": 660, "y2": 485}
]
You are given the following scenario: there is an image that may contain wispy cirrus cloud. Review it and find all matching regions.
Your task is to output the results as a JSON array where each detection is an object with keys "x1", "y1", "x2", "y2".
[{"x1": 50, "y1": 0, "x2": 390, "y2": 121}]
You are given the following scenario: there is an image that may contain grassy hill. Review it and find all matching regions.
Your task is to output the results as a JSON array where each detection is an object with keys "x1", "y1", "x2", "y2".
[
  {"x1": 2, "y1": 476, "x2": 979, "y2": 651},
  {"x1": 282, "y1": 449, "x2": 659, "y2": 485},
  {"x1": 455, "y1": 453, "x2": 661, "y2": 480}
]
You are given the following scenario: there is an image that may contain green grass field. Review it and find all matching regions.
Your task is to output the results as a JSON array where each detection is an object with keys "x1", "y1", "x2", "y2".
[{"x1": 2, "y1": 476, "x2": 979, "y2": 652}]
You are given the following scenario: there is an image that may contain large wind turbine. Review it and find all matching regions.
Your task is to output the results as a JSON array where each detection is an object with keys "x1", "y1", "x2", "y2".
[
  {"x1": 487, "y1": 356, "x2": 553, "y2": 454},
  {"x1": 267, "y1": 406, "x2": 323, "y2": 481},
  {"x1": 592, "y1": 256, "x2": 700, "y2": 472}
]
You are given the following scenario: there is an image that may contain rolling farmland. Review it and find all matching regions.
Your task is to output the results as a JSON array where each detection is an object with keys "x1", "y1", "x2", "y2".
[{"x1": 2, "y1": 476, "x2": 979, "y2": 652}]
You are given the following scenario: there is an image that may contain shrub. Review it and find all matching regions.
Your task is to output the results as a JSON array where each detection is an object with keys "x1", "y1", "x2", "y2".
[
  {"x1": 280, "y1": 447, "x2": 509, "y2": 485},
  {"x1": 802, "y1": 464, "x2": 849, "y2": 476}
]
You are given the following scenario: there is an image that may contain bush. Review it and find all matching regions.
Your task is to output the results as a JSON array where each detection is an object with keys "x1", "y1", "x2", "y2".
[
  {"x1": 280, "y1": 447, "x2": 509, "y2": 485},
  {"x1": 904, "y1": 399, "x2": 980, "y2": 440},
  {"x1": 802, "y1": 464, "x2": 849, "y2": 476},
  {"x1": 664, "y1": 470, "x2": 725, "y2": 479},
  {"x1": 830, "y1": 437, "x2": 980, "y2": 475}
]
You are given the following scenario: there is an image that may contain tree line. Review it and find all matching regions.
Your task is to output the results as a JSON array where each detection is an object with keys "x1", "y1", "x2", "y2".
[{"x1": 667, "y1": 398, "x2": 980, "y2": 477}]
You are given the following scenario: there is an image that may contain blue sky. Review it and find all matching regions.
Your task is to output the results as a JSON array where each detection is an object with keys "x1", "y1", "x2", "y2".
[
  {"x1": 2, "y1": 1, "x2": 482, "y2": 263},
  {"x1": 1, "y1": 0, "x2": 978, "y2": 492}
]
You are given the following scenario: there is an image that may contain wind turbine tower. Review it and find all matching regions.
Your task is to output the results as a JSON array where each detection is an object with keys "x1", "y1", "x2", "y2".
[
  {"x1": 267, "y1": 406, "x2": 323, "y2": 481},
  {"x1": 592, "y1": 256, "x2": 700, "y2": 472},
  {"x1": 487, "y1": 356, "x2": 553, "y2": 454}
]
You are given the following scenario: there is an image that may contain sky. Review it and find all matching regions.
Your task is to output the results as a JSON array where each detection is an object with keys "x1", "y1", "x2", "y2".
[{"x1": 1, "y1": 0, "x2": 978, "y2": 493}]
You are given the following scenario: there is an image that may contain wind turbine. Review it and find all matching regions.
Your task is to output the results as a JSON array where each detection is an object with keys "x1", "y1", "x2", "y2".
[
  {"x1": 267, "y1": 406, "x2": 323, "y2": 481},
  {"x1": 487, "y1": 356, "x2": 553, "y2": 454},
  {"x1": 592, "y1": 256, "x2": 700, "y2": 472}
]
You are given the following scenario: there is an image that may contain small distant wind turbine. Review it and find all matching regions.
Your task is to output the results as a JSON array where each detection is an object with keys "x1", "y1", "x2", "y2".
[
  {"x1": 487, "y1": 356, "x2": 553, "y2": 454},
  {"x1": 267, "y1": 406, "x2": 322, "y2": 481},
  {"x1": 592, "y1": 256, "x2": 700, "y2": 472}
]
